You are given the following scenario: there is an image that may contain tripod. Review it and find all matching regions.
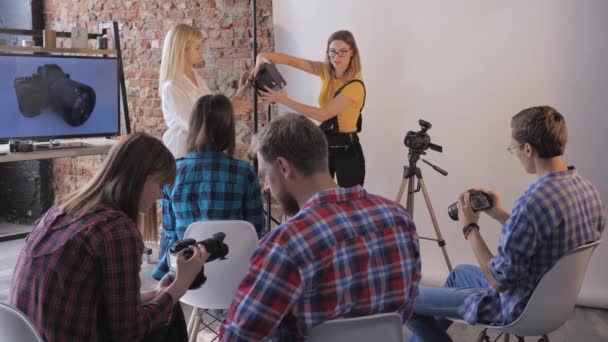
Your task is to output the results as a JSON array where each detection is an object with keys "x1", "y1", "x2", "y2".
[{"x1": 395, "y1": 150, "x2": 453, "y2": 272}]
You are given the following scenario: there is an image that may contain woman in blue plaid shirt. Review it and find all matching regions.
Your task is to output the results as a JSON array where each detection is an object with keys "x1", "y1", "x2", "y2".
[{"x1": 153, "y1": 94, "x2": 265, "y2": 280}]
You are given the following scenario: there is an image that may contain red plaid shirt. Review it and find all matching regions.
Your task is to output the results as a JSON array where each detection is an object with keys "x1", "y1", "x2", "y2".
[
  {"x1": 221, "y1": 186, "x2": 421, "y2": 341},
  {"x1": 9, "y1": 205, "x2": 174, "y2": 342}
]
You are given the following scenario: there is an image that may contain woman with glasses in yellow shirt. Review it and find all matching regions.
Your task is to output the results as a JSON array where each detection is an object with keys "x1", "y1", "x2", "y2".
[{"x1": 253, "y1": 30, "x2": 366, "y2": 187}]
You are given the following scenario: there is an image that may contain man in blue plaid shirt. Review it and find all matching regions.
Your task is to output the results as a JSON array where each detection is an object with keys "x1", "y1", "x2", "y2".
[{"x1": 406, "y1": 106, "x2": 605, "y2": 341}]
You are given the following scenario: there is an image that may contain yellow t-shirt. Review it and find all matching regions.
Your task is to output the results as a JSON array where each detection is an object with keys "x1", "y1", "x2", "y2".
[{"x1": 318, "y1": 67, "x2": 364, "y2": 133}]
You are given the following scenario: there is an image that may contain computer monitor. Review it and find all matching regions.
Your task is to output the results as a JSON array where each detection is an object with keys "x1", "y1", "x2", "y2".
[{"x1": 0, "y1": 53, "x2": 120, "y2": 141}]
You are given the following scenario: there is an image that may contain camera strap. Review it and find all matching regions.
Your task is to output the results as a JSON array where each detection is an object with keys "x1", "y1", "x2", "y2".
[{"x1": 320, "y1": 79, "x2": 366, "y2": 135}]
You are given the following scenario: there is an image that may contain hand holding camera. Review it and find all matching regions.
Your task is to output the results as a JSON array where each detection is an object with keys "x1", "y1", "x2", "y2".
[
  {"x1": 448, "y1": 189, "x2": 493, "y2": 221},
  {"x1": 168, "y1": 232, "x2": 229, "y2": 290}
]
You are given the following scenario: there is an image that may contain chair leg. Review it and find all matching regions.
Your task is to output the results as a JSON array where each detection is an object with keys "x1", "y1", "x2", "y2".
[
  {"x1": 187, "y1": 307, "x2": 198, "y2": 337},
  {"x1": 503, "y1": 333, "x2": 510, "y2": 342},
  {"x1": 540, "y1": 335, "x2": 550, "y2": 342},
  {"x1": 476, "y1": 328, "x2": 491, "y2": 342},
  {"x1": 516, "y1": 337, "x2": 524, "y2": 342},
  {"x1": 189, "y1": 309, "x2": 202, "y2": 342}
]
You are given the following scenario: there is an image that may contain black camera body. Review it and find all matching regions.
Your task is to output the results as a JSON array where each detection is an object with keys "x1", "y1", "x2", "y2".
[
  {"x1": 168, "y1": 232, "x2": 229, "y2": 289},
  {"x1": 250, "y1": 62, "x2": 286, "y2": 95},
  {"x1": 14, "y1": 64, "x2": 96, "y2": 126},
  {"x1": 404, "y1": 119, "x2": 442, "y2": 153},
  {"x1": 448, "y1": 190, "x2": 493, "y2": 221},
  {"x1": 8, "y1": 139, "x2": 34, "y2": 153}
]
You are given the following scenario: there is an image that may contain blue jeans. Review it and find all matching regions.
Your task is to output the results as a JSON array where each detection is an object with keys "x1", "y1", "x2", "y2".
[{"x1": 406, "y1": 264, "x2": 488, "y2": 342}]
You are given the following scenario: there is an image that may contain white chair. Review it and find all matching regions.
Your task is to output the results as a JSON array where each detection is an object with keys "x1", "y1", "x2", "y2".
[
  {"x1": 168, "y1": 220, "x2": 259, "y2": 342},
  {"x1": 0, "y1": 303, "x2": 43, "y2": 342},
  {"x1": 456, "y1": 240, "x2": 600, "y2": 342},
  {"x1": 308, "y1": 312, "x2": 404, "y2": 342}
]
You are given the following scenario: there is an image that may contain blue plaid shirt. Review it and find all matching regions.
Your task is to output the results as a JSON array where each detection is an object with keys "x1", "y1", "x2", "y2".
[
  {"x1": 153, "y1": 151, "x2": 265, "y2": 280},
  {"x1": 460, "y1": 167, "x2": 605, "y2": 325}
]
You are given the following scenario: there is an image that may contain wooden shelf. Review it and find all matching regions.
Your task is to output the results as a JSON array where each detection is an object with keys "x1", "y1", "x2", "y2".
[
  {"x1": 0, "y1": 45, "x2": 116, "y2": 56},
  {"x1": 0, "y1": 138, "x2": 117, "y2": 163}
]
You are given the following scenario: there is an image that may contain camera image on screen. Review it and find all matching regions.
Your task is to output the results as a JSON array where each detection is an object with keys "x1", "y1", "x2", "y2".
[
  {"x1": 448, "y1": 190, "x2": 493, "y2": 221},
  {"x1": 13, "y1": 64, "x2": 96, "y2": 126}
]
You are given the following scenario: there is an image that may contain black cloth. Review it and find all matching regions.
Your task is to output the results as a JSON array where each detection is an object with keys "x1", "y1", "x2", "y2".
[
  {"x1": 146, "y1": 304, "x2": 188, "y2": 342},
  {"x1": 328, "y1": 140, "x2": 365, "y2": 187}
]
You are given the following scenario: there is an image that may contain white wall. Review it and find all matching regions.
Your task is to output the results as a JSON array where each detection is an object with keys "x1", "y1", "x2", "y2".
[{"x1": 273, "y1": 0, "x2": 608, "y2": 307}]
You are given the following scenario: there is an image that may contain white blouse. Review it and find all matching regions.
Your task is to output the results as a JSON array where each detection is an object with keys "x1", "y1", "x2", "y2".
[{"x1": 161, "y1": 73, "x2": 211, "y2": 158}]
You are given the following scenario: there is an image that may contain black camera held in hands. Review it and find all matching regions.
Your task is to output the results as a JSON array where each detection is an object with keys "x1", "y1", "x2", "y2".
[
  {"x1": 250, "y1": 62, "x2": 287, "y2": 96},
  {"x1": 404, "y1": 119, "x2": 443, "y2": 153},
  {"x1": 448, "y1": 190, "x2": 493, "y2": 221},
  {"x1": 168, "y1": 232, "x2": 229, "y2": 289},
  {"x1": 14, "y1": 64, "x2": 96, "y2": 126}
]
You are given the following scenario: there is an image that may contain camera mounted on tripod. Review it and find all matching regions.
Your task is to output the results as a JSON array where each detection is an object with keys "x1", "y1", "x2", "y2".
[{"x1": 404, "y1": 119, "x2": 443, "y2": 154}]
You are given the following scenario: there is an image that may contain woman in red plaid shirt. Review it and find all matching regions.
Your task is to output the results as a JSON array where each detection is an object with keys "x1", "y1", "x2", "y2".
[{"x1": 9, "y1": 133, "x2": 208, "y2": 342}]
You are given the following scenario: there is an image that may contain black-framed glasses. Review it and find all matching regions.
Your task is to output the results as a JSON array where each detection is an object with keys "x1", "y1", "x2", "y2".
[
  {"x1": 507, "y1": 143, "x2": 524, "y2": 154},
  {"x1": 327, "y1": 48, "x2": 351, "y2": 57}
]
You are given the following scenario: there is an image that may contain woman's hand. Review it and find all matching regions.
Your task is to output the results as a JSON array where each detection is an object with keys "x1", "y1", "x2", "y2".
[
  {"x1": 232, "y1": 99, "x2": 253, "y2": 117},
  {"x1": 251, "y1": 53, "x2": 271, "y2": 79},
  {"x1": 259, "y1": 85, "x2": 288, "y2": 104}
]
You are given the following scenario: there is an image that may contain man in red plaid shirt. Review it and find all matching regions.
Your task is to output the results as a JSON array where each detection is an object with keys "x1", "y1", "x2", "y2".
[{"x1": 221, "y1": 113, "x2": 421, "y2": 341}]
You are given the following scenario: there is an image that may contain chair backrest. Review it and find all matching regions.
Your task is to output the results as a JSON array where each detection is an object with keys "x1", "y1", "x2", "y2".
[
  {"x1": 0, "y1": 303, "x2": 44, "y2": 342},
  {"x1": 502, "y1": 240, "x2": 600, "y2": 336},
  {"x1": 308, "y1": 312, "x2": 404, "y2": 342},
  {"x1": 169, "y1": 220, "x2": 259, "y2": 310}
]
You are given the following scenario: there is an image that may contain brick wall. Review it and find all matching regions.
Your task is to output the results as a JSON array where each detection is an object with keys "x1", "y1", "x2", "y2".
[{"x1": 43, "y1": 0, "x2": 274, "y2": 201}]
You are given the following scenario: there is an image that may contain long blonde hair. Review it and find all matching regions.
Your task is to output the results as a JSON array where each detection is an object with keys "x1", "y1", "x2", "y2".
[
  {"x1": 323, "y1": 30, "x2": 362, "y2": 100},
  {"x1": 159, "y1": 24, "x2": 203, "y2": 95}
]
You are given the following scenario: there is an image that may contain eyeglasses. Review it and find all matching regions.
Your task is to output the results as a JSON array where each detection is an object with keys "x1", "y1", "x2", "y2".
[
  {"x1": 507, "y1": 143, "x2": 524, "y2": 154},
  {"x1": 328, "y1": 49, "x2": 351, "y2": 58}
]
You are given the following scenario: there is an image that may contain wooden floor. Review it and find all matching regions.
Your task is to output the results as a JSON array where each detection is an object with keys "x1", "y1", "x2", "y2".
[{"x1": 2, "y1": 237, "x2": 607, "y2": 341}]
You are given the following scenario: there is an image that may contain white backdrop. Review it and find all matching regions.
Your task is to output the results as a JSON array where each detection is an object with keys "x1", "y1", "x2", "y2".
[{"x1": 272, "y1": 0, "x2": 608, "y2": 307}]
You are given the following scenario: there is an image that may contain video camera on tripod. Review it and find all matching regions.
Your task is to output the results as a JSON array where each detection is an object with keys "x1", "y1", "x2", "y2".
[
  {"x1": 404, "y1": 119, "x2": 442, "y2": 154},
  {"x1": 396, "y1": 118, "x2": 452, "y2": 271}
]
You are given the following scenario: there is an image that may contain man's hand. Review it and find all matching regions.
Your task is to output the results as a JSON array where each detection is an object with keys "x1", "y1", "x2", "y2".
[
  {"x1": 472, "y1": 187, "x2": 510, "y2": 224},
  {"x1": 457, "y1": 192, "x2": 480, "y2": 225}
]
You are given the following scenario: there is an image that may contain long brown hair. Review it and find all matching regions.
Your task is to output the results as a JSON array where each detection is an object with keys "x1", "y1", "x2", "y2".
[
  {"x1": 323, "y1": 30, "x2": 362, "y2": 100},
  {"x1": 186, "y1": 94, "x2": 236, "y2": 157},
  {"x1": 58, "y1": 133, "x2": 176, "y2": 221}
]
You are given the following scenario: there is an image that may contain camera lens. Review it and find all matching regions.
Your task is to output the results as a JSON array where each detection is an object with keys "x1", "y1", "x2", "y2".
[
  {"x1": 448, "y1": 202, "x2": 459, "y2": 221},
  {"x1": 50, "y1": 78, "x2": 96, "y2": 126}
]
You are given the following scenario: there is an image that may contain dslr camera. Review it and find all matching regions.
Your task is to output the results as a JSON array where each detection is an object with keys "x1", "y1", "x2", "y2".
[
  {"x1": 168, "y1": 232, "x2": 229, "y2": 289},
  {"x1": 14, "y1": 64, "x2": 96, "y2": 126},
  {"x1": 8, "y1": 139, "x2": 34, "y2": 153},
  {"x1": 404, "y1": 119, "x2": 442, "y2": 153},
  {"x1": 448, "y1": 190, "x2": 493, "y2": 221},
  {"x1": 250, "y1": 62, "x2": 287, "y2": 96}
]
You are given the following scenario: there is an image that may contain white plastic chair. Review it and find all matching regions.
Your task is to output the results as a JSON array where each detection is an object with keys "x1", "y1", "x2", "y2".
[
  {"x1": 168, "y1": 220, "x2": 259, "y2": 342},
  {"x1": 308, "y1": 312, "x2": 404, "y2": 342},
  {"x1": 0, "y1": 303, "x2": 44, "y2": 342},
  {"x1": 455, "y1": 240, "x2": 600, "y2": 342}
]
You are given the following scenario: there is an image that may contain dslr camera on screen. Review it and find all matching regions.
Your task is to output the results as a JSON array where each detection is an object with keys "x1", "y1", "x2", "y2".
[
  {"x1": 250, "y1": 62, "x2": 287, "y2": 96},
  {"x1": 168, "y1": 232, "x2": 229, "y2": 289},
  {"x1": 14, "y1": 64, "x2": 96, "y2": 127}
]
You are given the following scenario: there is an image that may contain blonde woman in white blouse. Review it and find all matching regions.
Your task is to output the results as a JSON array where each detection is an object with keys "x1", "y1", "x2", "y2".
[{"x1": 159, "y1": 24, "x2": 250, "y2": 158}]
